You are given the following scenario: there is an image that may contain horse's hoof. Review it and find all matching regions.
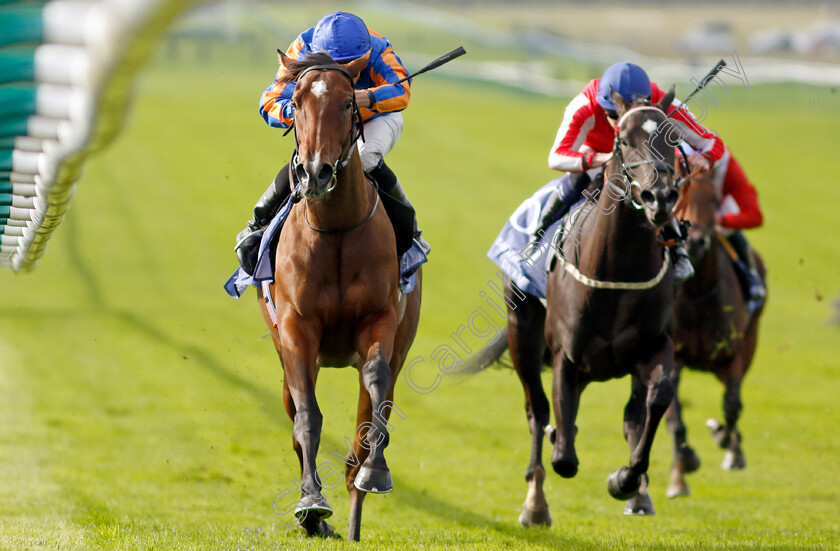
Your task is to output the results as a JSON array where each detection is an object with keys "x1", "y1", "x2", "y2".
[
  {"x1": 666, "y1": 480, "x2": 690, "y2": 499},
  {"x1": 722, "y1": 450, "x2": 746, "y2": 471},
  {"x1": 551, "y1": 456, "x2": 578, "y2": 479},
  {"x1": 550, "y1": 447, "x2": 579, "y2": 478},
  {"x1": 519, "y1": 503, "x2": 552, "y2": 527},
  {"x1": 313, "y1": 520, "x2": 340, "y2": 539},
  {"x1": 678, "y1": 445, "x2": 702, "y2": 474},
  {"x1": 624, "y1": 494, "x2": 655, "y2": 515},
  {"x1": 624, "y1": 473, "x2": 654, "y2": 514},
  {"x1": 607, "y1": 466, "x2": 640, "y2": 500},
  {"x1": 294, "y1": 494, "x2": 333, "y2": 520},
  {"x1": 354, "y1": 465, "x2": 393, "y2": 494},
  {"x1": 299, "y1": 518, "x2": 340, "y2": 539}
]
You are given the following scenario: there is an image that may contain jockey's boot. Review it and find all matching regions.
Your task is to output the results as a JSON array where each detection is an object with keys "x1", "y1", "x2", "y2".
[
  {"x1": 234, "y1": 165, "x2": 292, "y2": 275},
  {"x1": 368, "y1": 160, "x2": 431, "y2": 256},
  {"x1": 662, "y1": 218, "x2": 695, "y2": 282},
  {"x1": 525, "y1": 171, "x2": 592, "y2": 264},
  {"x1": 728, "y1": 230, "x2": 765, "y2": 312},
  {"x1": 531, "y1": 171, "x2": 592, "y2": 242}
]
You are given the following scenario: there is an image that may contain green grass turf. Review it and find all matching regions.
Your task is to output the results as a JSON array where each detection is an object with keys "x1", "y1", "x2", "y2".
[{"x1": 1, "y1": 54, "x2": 839, "y2": 550}]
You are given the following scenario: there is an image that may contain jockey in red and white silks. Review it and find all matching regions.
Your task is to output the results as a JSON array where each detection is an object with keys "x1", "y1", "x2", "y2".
[
  {"x1": 548, "y1": 79, "x2": 724, "y2": 174},
  {"x1": 529, "y1": 62, "x2": 727, "y2": 281}
]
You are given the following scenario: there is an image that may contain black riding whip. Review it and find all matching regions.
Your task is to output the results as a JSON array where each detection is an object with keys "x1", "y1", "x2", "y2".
[
  {"x1": 282, "y1": 46, "x2": 467, "y2": 137},
  {"x1": 666, "y1": 59, "x2": 727, "y2": 120},
  {"x1": 395, "y1": 46, "x2": 467, "y2": 84}
]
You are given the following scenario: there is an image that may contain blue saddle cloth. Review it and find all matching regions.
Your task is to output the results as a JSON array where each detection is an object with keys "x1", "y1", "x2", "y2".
[
  {"x1": 487, "y1": 178, "x2": 585, "y2": 299},
  {"x1": 224, "y1": 199, "x2": 427, "y2": 299}
]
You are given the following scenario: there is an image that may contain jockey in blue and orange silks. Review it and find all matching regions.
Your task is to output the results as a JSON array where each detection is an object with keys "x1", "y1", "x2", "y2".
[
  {"x1": 533, "y1": 61, "x2": 727, "y2": 281},
  {"x1": 235, "y1": 11, "x2": 427, "y2": 274}
]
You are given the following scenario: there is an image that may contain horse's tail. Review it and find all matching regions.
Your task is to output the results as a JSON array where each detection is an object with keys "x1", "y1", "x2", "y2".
[{"x1": 455, "y1": 327, "x2": 511, "y2": 376}]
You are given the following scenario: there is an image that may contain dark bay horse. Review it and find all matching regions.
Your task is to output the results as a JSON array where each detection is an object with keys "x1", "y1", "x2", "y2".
[
  {"x1": 665, "y1": 168, "x2": 766, "y2": 498},
  {"x1": 258, "y1": 51, "x2": 422, "y2": 541},
  {"x1": 539, "y1": 90, "x2": 679, "y2": 517},
  {"x1": 464, "y1": 89, "x2": 682, "y2": 523}
]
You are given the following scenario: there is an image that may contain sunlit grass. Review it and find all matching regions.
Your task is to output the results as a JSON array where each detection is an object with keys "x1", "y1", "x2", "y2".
[{"x1": 0, "y1": 31, "x2": 838, "y2": 551}]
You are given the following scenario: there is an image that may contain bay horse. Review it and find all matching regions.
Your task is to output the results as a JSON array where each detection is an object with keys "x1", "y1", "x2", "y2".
[
  {"x1": 665, "y1": 166, "x2": 766, "y2": 498},
  {"x1": 464, "y1": 89, "x2": 682, "y2": 524},
  {"x1": 258, "y1": 51, "x2": 422, "y2": 541}
]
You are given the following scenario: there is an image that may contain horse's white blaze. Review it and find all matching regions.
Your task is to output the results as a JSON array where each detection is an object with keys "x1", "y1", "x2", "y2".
[
  {"x1": 311, "y1": 80, "x2": 328, "y2": 98},
  {"x1": 642, "y1": 119, "x2": 659, "y2": 134}
]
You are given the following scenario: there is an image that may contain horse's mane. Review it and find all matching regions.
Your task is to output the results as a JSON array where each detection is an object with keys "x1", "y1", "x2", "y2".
[{"x1": 278, "y1": 51, "x2": 337, "y2": 85}]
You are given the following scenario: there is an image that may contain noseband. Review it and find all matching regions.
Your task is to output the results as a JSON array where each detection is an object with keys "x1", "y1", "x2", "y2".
[{"x1": 288, "y1": 64, "x2": 365, "y2": 200}]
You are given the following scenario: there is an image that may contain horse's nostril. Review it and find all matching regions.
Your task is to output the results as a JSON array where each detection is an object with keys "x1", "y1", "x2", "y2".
[
  {"x1": 640, "y1": 189, "x2": 656, "y2": 205},
  {"x1": 316, "y1": 164, "x2": 334, "y2": 186},
  {"x1": 295, "y1": 164, "x2": 307, "y2": 183}
]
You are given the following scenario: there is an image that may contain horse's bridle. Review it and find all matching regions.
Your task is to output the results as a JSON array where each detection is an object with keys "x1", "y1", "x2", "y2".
[
  {"x1": 611, "y1": 105, "x2": 689, "y2": 210},
  {"x1": 287, "y1": 64, "x2": 366, "y2": 202},
  {"x1": 286, "y1": 64, "x2": 380, "y2": 234}
]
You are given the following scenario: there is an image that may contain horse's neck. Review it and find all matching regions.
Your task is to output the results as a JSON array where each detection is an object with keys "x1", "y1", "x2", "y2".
[
  {"x1": 305, "y1": 151, "x2": 371, "y2": 228},
  {"x1": 579, "y1": 162, "x2": 661, "y2": 276},
  {"x1": 682, "y1": 233, "x2": 722, "y2": 298}
]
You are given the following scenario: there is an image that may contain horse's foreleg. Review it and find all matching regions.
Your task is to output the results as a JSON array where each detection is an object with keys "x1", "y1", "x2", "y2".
[
  {"x1": 665, "y1": 363, "x2": 700, "y2": 498},
  {"x1": 711, "y1": 307, "x2": 761, "y2": 471},
  {"x1": 281, "y1": 378, "x2": 305, "y2": 478},
  {"x1": 346, "y1": 382, "x2": 373, "y2": 542},
  {"x1": 551, "y1": 354, "x2": 582, "y2": 480},
  {"x1": 353, "y1": 317, "x2": 397, "y2": 494},
  {"x1": 709, "y1": 359, "x2": 747, "y2": 470},
  {"x1": 608, "y1": 338, "x2": 674, "y2": 513},
  {"x1": 609, "y1": 375, "x2": 647, "y2": 506},
  {"x1": 278, "y1": 322, "x2": 333, "y2": 532},
  {"x1": 615, "y1": 375, "x2": 656, "y2": 514},
  {"x1": 508, "y1": 292, "x2": 551, "y2": 527}
]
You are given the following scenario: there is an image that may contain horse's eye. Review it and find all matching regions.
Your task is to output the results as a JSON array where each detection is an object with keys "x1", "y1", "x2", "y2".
[
  {"x1": 345, "y1": 100, "x2": 353, "y2": 110},
  {"x1": 289, "y1": 99, "x2": 297, "y2": 109}
]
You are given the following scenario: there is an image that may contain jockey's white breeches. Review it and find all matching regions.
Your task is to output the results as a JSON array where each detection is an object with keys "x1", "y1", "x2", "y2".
[{"x1": 357, "y1": 112, "x2": 403, "y2": 172}]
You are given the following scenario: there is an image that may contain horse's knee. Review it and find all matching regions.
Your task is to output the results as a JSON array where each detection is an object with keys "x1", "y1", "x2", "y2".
[
  {"x1": 649, "y1": 378, "x2": 675, "y2": 410},
  {"x1": 293, "y1": 408, "x2": 323, "y2": 440},
  {"x1": 723, "y1": 390, "x2": 742, "y2": 424},
  {"x1": 362, "y1": 356, "x2": 391, "y2": 391},
  {"x1": 624, "y1": 386, "x2": 646, "y2": 423}
]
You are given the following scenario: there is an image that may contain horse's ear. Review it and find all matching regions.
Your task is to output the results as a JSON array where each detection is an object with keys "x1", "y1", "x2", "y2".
[
  {"x1": 277, "y1": 49, "x2": 293, "y2": 69},
  {"x1": 657, "y1": 85, "x2": 676, "y2": 111},
  {"x1": 610, "y1": 86, "x2": 630, "y2": 118},
  {"x1": 344, "y1": 49, "x2": 372, "y2": 81}
]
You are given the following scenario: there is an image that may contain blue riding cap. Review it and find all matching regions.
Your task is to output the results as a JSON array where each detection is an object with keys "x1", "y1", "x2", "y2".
[
  {"x1": 596, "y1": 62, "x2": 651, "y2": 111},
  {"x1": 311, "y1": 11, "x2": 371, "y2": 62}
]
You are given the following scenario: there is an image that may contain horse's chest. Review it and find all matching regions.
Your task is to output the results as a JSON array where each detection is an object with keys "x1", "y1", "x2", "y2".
[
  {"x1": 674, "y1": 305, "x2": 743, "y2": 368},
  {"x1": 674, "y1": 266, "x2": 745, "y2": 368},
  {"x1": 555, "y1": 289, "x2": 672, "y2": 376},
  {"x1": 303, "y1": 279, "x2": 390, "y2": 321}
]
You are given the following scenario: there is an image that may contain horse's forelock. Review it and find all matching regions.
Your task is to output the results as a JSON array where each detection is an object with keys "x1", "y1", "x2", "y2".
[{"x1": 278, "y1": 51, "x2": 337, "y2": 85}]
